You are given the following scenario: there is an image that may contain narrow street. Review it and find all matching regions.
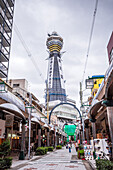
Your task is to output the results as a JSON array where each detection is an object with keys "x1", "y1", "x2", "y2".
[{"x1": 11, "y1": 145, "x2": 87, "y2": 170}]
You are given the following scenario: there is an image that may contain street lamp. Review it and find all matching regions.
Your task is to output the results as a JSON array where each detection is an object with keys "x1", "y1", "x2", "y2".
[
  {"x1": 27, "y1": 93, "x2": 32, "y2": 160},
  {"x1": 80, "y1": 106, "x2": 85, "y2": 113}
]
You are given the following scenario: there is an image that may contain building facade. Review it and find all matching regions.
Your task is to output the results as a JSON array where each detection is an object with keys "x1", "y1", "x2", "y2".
[
  {"x1": 83, "y1": 32, "x2": 113, "y2": 160},
  {"x1": 0, "y1": 0, "x2": 15, "y2": 81}
]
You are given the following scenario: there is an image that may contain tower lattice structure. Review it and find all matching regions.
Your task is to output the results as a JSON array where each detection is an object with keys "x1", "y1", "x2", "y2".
[{"x1": 46, "y1": 31, "x2": 67, "y2": 102}]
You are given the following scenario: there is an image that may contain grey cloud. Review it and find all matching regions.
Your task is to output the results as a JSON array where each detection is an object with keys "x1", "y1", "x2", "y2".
[{"x1": 9, "y1": 0, "x2": 113, "y2": 106}]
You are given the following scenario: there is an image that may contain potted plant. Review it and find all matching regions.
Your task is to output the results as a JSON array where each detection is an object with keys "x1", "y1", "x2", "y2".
[{"x1": 0, "y1": 139, "x2": 12, "y2": 169}]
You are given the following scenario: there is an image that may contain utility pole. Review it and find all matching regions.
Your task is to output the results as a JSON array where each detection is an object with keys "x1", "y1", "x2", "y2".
[
  {"x1": 28, "y1": 93, "x2": 32, "y2": 160},
  {"x1": 80, "y1": 82, "x2": 83, "y2": 106},
  {"x1": 46, "y1": 81, "x2": 49, "y2": 120},
  {"x1": 79, "y1": 82, "x2": 85, "y2": 144}
]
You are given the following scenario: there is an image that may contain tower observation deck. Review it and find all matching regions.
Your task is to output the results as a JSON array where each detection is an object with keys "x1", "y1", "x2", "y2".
[{"x1": 46, "y1": 32, "x2": 67, "y2": 102}]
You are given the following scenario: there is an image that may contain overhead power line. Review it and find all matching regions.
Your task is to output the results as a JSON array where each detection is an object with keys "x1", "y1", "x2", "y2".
[
  {"x1": 14, "y1": 23, "x2": 44, "y2": 81},
  {"x1": 82, "y1": 0, "x2": 98, "y2": 84}
]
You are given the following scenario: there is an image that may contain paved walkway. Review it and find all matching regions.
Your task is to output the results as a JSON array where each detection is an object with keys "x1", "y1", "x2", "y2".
[{"x1": 11, "y1": 145, "x2": 87, "y2": 170}]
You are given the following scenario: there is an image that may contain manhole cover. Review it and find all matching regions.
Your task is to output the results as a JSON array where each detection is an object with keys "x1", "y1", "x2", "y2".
[
  {"x1": 70, "y1": 160, "x2": 78, "y2": 163},
  {"x1": 46, "y1": 164, "x2": 58, "y2": 166},
  {"x1": 65, "y1": 165, "x2": 78, "y2": 168},
  {"x1": 24, "y1": 168, "x2": 37, "y2": 170},
  {"x1": 71, "y1": 155, "x2": 78, "y2": 160}
]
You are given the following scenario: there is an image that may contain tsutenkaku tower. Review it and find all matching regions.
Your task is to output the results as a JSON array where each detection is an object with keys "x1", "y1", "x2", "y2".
[{"x1": 46, "y1": 31, "x2": 67, "y2": 102}]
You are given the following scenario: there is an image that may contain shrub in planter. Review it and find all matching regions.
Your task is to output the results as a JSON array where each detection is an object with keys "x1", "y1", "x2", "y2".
[
  {"x1": 0, "y1": 140, "x2": 12, "y2": 169},
  {"x1": 45, "y1": 147, "x2": 48, "y2": 154},
  {"x1": 80, "y1": 149, "x2": 84, "y2": 155},
  {"x1": 48, "y1": 146, "x2": 54, "y2": 151},
  {"x1": 77, "y1": 149, "x2": 84, "y2": 159},
  {"x1": 96, "y1": 159, "x2": 113, "y2": 170},
  {"x1": 56, "y1": 145, "x2": 62, "y2": 149},
  {"x1": 0, "y1": 158, "x2": 5, "y2": 169},
  {"x1": 0, "y1": 139, "x2": 11, "y2": 158},
  {"x1": 4, "y1": 157, "x2": 13, "y2": 168},
  {"x1": 77, "y1": 150, "x2": 80, "y2": 159},
  {"x1": 35, "y1": 147, "x2": 46, "y2": 155},
  {"x1": 80, "y1": 149, "x2": 84, "y2": 159}
]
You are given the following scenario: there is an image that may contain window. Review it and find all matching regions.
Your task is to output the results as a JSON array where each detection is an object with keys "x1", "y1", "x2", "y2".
[
  {"x1": 110, "y1": 48, "x2": 113, "y2": 62},
  {"x1": 13, "y1": 84, "x2": 20, "y2": 87}
]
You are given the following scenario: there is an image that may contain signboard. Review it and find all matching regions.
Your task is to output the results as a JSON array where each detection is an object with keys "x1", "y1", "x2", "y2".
[
  {"x1": 85, "y1": 79, "x2": 94, "y2": 89},
  {"x1": 0, "y1": 119, "x2": 5, "y2": 138},
  {"x1": 5, "y1": 115, "x2": 14, "y2": 127}
]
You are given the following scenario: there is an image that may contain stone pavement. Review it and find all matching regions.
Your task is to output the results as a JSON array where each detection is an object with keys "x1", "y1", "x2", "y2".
[{"x1": 11, "y1": 145, "x2": 87, "y2": 170}]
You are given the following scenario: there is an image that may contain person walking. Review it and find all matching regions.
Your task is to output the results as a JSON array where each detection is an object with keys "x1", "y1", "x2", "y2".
[{"x1": 68, "y1": 143, "x2": 71, "y2": 153}]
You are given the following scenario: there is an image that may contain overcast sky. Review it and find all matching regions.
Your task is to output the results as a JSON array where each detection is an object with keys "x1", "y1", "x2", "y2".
[{"x1": 9, "y1": 0, "x2": 113, "y2": 108}]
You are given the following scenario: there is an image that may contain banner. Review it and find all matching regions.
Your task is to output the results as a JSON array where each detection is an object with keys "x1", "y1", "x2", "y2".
[
  {"x1": 64, "y1": 125, "x2": 77, "y2": 136},
  {"x1": 0, "y1": 119, "x2": 5, "y2": 138}
]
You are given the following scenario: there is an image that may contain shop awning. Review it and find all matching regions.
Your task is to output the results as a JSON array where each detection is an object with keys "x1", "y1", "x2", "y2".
[
  {"x1": 31, "y1": 112, "x2": 40, "y2": 120},
  {"x1": 49, "y1": 124, "x2": 54, "y2": 131},
  {"x1": 31, "y1": 117, "x2": 40, "y2": 123},
  {"x1": 0, "y1": 103, "x2": 25, "y2": 120},
  {"x1": 88, "y1": 100, "x2": 103, "y2": 118},
  {"x1": 43, "y1": 123, "x2": 49, "y2": 128},
  {"x1": 51, "y1": 127, "x2": 54, "y2": 131},
  {"x1": 0, "y1": 91, "x2": 25, "y2": 111}
]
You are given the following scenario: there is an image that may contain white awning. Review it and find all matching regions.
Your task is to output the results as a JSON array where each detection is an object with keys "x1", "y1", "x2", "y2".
[
  {"x1": 0, "y1": 91, "x2": 25, "y2": 111},
  {"x1": 43, "y1": 123, "x2": 49, "y2": 128},
  {"x1": 88, "y1": 100, "x2": 103, "y2": 118},
  {"x1": 31, "y1": 112, "x2": 40, "y2": 120},
  {"x1": 51, "y1": 127, "x2": 54, "y2": 131},
  {"x1": 31, "y1": 117, "x2": 40, "y2": 123},
  {"x1": 0, "y1": 103, "x2": 25, "y2": 120}
]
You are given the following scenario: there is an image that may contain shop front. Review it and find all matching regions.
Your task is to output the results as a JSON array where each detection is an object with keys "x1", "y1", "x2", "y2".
[{"x1": 0, "y1": 103, "x2": 26, "y2": 159}]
